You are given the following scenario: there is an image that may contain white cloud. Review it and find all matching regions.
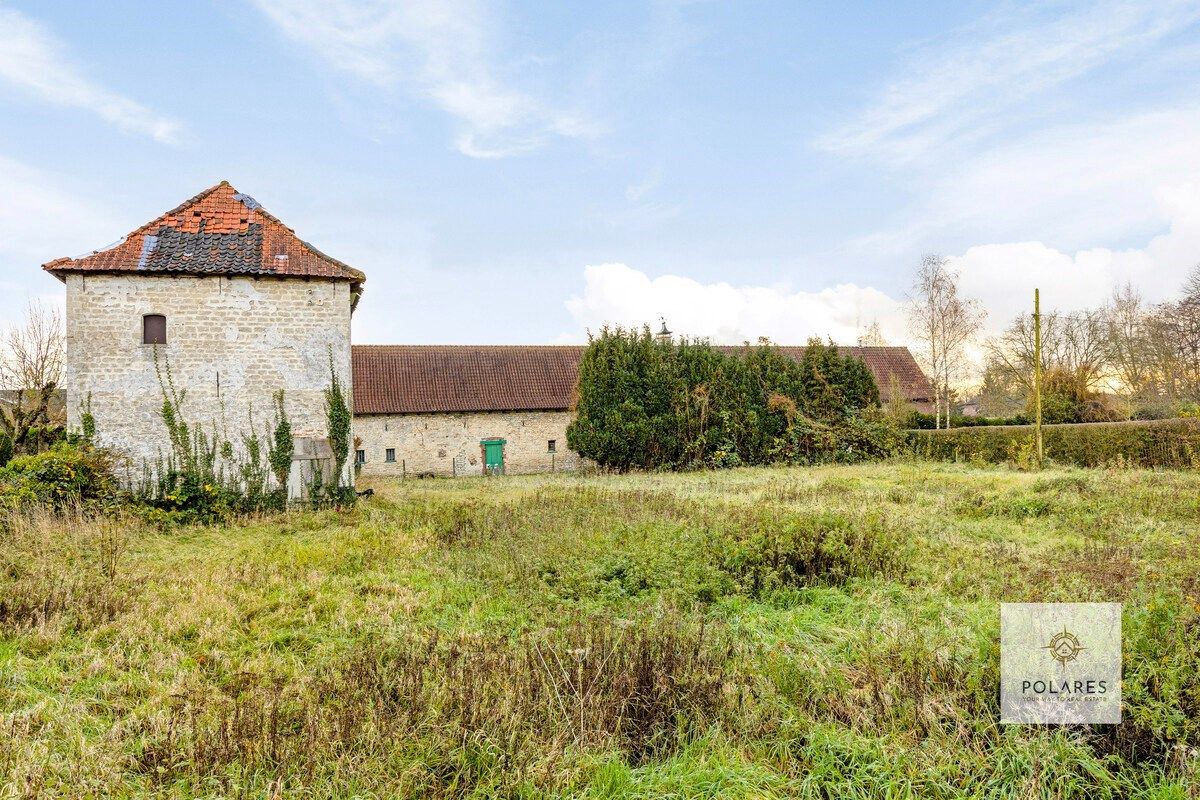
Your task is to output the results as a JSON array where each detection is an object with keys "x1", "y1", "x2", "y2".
[
  {"x1": 564, "y1": 263, "x2": 904, "y2": 345},
  {"x1": 951, "y1": 182, "x2": 1200, "y2": 328},
  {"x1": 933, "y1": 107, "x2": 1200, "y2": 247},
  {"x1": 625, "y1": 165, "x2": 663, "y2": 203},
  {"x1": 0, "y1": 157, "x2": 116, "y2": 328},
  {"x1": 847, "y1": 104, "x2": 1200, "y2": 265},
  {"x1": 251, "y1": 0, "x2": 599, "y2": 157},
  {"x1": 0, "y1": 156, "x2": 118, "y2": 266},
  {"x1": 818, "y1": 0, "x2": 1200, "y2": 163},
  {"x1": 821, "y1": 2, "x2": 1200, "y2": 327},
  {"x1": 564, "y1": 177, "x2": 1200, "y2": 352},
  {"x1": 0, "y1": 6, "x2": 181, "y2": 142}
]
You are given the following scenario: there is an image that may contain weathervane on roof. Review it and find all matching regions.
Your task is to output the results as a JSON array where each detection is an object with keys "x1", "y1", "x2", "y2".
[{"x1": 656, "y1": 317, "x2": 672, "y2": 343}]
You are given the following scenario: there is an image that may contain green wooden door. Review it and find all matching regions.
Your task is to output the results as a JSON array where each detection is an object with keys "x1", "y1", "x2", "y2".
[{"x1": 481, "y1": 438, "x2": 506, "y2": 474}]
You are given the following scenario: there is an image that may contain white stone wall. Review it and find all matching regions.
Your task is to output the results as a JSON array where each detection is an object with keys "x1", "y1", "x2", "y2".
[
  {"x1": 355, "y1": 411, "x2": 583, "y2": 477},
  {"x1": 64, "y1": 273, "x2": 353, "y2": 482}
]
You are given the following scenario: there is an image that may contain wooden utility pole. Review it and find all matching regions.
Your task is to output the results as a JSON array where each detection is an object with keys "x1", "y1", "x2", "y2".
[{"x1": 1033, "y1": 288, "x2": 1044, "y2": 468}]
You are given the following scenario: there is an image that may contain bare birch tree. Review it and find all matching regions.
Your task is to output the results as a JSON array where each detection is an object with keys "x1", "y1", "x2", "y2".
[
  {"x1": 1160, "y1": 264, "x2": 1200, "y2": 401},
  {"x1": 906, "y1": 254, "x2": 985, "y2": 428},
  {"x1": 1103, "y1": 282, "x2": 1153, "y2": 399}
]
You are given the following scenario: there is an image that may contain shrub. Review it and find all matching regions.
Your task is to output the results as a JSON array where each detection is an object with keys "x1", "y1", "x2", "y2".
[
  {"x1": 715, "y1": 508, "x2": 905, "y2": 597},
  {"x1": 130, "y1": 351, "x2": 327, "y2": 523},
  {"x1": 568, "y1": 327, "x2": 888, "y2": 471},
  {"x1": 908, "y1": 418, "x2": 1200, "y2": 469},
  {"x1": 0, "y1": 441, "x2": 117, "y2": 510},
  {"x1": 324, "y1": 357, "x2": 352, "y2": 500},
  {"x1": 268, "y1": 389, "x2": 293, "y2": 489},
  {"x1": 1132, "y1": 402, "x2": 1176, "y2": 421},
  {"x1": 1031, "y1": 367, "x2": 1089, "y2": 424}
]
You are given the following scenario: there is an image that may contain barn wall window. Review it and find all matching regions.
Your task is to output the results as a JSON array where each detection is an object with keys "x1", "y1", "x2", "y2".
[
  {"x1": 547, "y1": 439, "x2": 557, "y2": 453},
  {"x1": 385, "y1": 448, "x2": 396, "y2": 463},
  {"x1": 143, "y1": 314, "x2": 167, "y2": 344},
  {"x1": 356, "y1": 449, "x2": 366, "y2": 464}
]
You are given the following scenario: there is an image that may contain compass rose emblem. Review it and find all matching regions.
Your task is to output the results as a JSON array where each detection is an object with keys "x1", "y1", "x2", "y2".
[{"x1": 1044, "y1": 628, "x2": 1085, "y2": 667}]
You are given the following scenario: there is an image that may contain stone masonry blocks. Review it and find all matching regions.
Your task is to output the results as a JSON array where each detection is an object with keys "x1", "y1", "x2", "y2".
[{"x1": 64, "y1": 273, "x2": 353, "y2": 471}]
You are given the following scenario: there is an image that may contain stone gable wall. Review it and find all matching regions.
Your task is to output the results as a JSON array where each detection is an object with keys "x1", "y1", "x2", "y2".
[
  {"x1": 354, "y1": 411, "x2": 584, "y2": 477},
  {"x1": 64, "y1": 273, "x2": 353, "y2": 473}
]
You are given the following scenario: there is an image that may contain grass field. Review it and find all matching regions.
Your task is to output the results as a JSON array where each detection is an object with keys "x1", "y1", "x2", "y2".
[{"x1": 2, "y1": 462, "x2": 1199, "y2": 798}]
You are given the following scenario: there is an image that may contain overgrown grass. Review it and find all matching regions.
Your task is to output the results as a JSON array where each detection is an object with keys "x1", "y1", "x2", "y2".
[{"x1": 2, "y1": 462, "x2": 1199, "y2": 797}]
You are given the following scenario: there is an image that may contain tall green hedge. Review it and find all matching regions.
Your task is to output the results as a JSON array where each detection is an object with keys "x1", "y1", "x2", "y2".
[
  {"x1": 907, "y1": 419, "x2": 1200, "y2": 469},
  {"x1": 567, "y1": 327, "x2": 888, "y2": 471}
]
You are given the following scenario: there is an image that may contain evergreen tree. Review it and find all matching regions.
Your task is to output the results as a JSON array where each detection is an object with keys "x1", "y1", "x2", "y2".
[{"x1": 569, "y1": 329, "x2": 890, "y2": 470}]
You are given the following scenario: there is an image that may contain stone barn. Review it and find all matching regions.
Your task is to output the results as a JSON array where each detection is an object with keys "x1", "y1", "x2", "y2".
[
  {"x1": 351, "y1": 344, "x2": 932, "y2": 477},
  {"x1": 43, "y1": 181, "x2": 933, "y2": 483},
  {"x1": 352, "y1": 345, "x2": 586, "y2": 476},
  {"x1": 42, "y1": 181, "x2": 364, "y2": 492}
]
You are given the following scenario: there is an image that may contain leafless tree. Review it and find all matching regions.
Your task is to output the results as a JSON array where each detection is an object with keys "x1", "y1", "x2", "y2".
[
  {"x1": 1103, "y1": 282, "x2": 1152, "y2": 399},
  {"x1": 906, "y1": 254, "x2": 985, "y2": 428},
  {"x1": 0, "y1": 301, "x2": 64, "y2": 451},
  {"x1": 985, "y1": 307, "x2": 1109, "y2": 404},
  {"x1": 1158, "y1": 264, "x2": 1200, "y2": 401},
  {"x1": 856, "y1": 320, "x2": 888, "y2": 347},
  {"x1": 976, "y1": 360, "x2": 1025, "y2": 417}
]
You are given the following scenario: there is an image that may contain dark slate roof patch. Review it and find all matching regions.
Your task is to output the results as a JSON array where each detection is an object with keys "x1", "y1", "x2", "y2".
[{"x1": 140, "y1": 224, "x2": 264, "y2": 274}]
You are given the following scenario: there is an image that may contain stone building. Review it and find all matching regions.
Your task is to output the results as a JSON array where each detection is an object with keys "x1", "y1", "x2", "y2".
[
  {"x1": 352, "y1": 345, "x2": 586, "y2": 477},
  {"x1": 350, "y1": 344, "x2": 933, "y2": 477},
  {"x1": 42, "y1": 182, "x2": 365, "y2": 491},
  {"x1": 45, "y1": 181, "x2": 933, "y2": 483}
]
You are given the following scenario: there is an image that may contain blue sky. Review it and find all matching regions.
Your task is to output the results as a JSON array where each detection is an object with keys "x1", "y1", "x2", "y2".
[{"x1": 3, "y1": 0, "x2": 1200, "y2": 347}]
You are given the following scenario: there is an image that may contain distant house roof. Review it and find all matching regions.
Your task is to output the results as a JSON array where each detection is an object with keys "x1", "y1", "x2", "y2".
[
  {"x1": 352, "y1": 344, "x2": 932, "y2": 415},
  {"x1": 42, "y1": 182, "x2": 365, "y2": 295}
]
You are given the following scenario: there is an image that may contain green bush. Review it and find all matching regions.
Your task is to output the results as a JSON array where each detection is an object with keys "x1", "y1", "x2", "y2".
[
  {"x1": 0, "y1": 442, "x2": 117, "y2": 509},
  {"x1": 567, "y1": 327, "x2": 889, "y2": 471},
  {"x1": 907, "y1": 419, "x2": 1200, "y2": 469},
  {"x1": 715, "y1": 508, "x2": 905, "y2": 597}
]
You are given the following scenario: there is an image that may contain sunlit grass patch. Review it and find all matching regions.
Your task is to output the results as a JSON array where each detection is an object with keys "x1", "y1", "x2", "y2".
[{"x1": 2, "y1": 461, "x2": 1199, "y2": 796}]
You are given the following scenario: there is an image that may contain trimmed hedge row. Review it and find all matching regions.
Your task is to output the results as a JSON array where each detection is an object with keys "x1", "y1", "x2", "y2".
[{"x1": 906, "y1": 418, "x2": 1200, "y2": 469}]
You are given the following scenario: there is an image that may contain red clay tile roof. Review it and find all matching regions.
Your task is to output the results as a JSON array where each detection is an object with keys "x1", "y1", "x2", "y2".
[
  {"x1": 42, "y1": 181, "x2": 365, "y2": 291},
  {"x1": 352, "y1": 344, "x2": 932, "y2": 415},
  {"x1": 354, "y1": 345, "x2": 586, "y2": 414}
]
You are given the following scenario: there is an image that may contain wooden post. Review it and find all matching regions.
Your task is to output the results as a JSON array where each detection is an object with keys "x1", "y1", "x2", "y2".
[{"x1": 1034, "y1": 288, "x2": 1044, "y2": 468}]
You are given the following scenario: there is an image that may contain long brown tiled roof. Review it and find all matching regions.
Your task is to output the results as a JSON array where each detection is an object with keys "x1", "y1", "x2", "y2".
[
  {"x1": 352, "y1": 344, "x2": 931, "y2": 415},
  {"x1": 354, "y1": 345, "x2": 586, "y2": 414},
  {"x1": 42, "y1": 182, "x2": 365, "y2": 292}
]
